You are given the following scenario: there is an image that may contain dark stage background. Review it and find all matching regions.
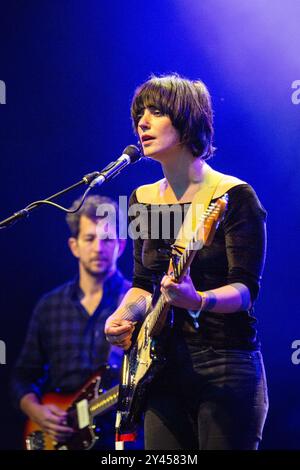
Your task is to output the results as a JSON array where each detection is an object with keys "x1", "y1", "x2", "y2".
[{"x1": 0, "y1": 0, "x2": 300, "y2": 449}]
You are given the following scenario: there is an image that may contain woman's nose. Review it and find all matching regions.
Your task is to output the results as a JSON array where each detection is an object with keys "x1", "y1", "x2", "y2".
[{"x1": 138, "y1": 110, "x2": 151, "y2": 130}]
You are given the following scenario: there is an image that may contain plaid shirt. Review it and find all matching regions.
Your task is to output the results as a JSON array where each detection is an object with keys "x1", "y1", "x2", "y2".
[{"x1": 11, "y1": 270, "x2": 130, "y2": 406}]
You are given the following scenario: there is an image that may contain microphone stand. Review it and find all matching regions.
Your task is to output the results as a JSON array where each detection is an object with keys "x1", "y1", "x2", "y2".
[
  {"x1": 0, "y1": 144, "x2": 141, "y2": 230},
  {"x1": 0, "y1": 170, "x2": 103, "y2": 230}
]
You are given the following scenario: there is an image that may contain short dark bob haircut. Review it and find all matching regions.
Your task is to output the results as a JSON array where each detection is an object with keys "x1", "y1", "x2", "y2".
[{"x1": 131, "y1": 73, "x2": 215, "y2": 160}]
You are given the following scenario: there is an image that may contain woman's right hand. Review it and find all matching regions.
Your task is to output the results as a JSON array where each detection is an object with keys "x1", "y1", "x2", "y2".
[{"x1": 104, "y1": 317, "x2": 136, "y2": 350}]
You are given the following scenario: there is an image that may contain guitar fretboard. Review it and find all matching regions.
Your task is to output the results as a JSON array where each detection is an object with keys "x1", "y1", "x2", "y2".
[
  {"x1": 146, "y1": 199, "x2": 224, "y2": 336},
  {"x1": 89, "y1": 384, "x2": 119, "y2": 417}
]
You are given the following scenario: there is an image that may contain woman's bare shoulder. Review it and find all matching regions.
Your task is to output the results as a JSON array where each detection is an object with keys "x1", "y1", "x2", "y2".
[{"x1": 136, "y1": 178, "x2": 166, "y2": 203}]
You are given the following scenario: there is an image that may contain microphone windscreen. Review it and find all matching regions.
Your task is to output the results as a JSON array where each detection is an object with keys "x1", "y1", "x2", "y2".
[{"x1": 122, "y1": 145, "x2": 142, "y2": 163}]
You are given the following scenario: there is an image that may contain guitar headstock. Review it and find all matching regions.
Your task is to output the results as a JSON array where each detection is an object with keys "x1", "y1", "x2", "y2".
[{"x1": 202, "y1": 193, "x2": 229, "y2": 246}]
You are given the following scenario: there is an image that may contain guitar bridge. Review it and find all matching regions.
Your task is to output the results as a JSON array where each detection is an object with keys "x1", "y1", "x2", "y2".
[{"x1": 25, "y1": 431, "x2": 45, "y2": 450}]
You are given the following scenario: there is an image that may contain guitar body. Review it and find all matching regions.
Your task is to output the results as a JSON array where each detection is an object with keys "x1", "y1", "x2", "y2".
[
  {"x1": 117, "y1": 315, "x2": 167, "y2": 434},
  {"x1": 24, "y1": 365, "x2": 118, "y2": 450}
]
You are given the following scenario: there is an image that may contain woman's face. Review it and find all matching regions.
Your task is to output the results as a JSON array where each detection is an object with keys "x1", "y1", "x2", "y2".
[{"x1": 137, "y1": 106, "x2": 181, "y2": 160}]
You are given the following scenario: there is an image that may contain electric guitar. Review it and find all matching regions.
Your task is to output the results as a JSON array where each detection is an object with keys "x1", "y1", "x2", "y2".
[
  {"x1": 24, "y1": 364, "x2": 119, "y2": 450},
  {"x1": 115, "y1": 194, "x2": 229, "y2": 441}
]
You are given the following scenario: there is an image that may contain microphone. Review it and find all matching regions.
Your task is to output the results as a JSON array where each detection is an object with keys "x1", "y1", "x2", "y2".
[{"x1": 89, "y1": 145, "x2": 142, "y2": 187}]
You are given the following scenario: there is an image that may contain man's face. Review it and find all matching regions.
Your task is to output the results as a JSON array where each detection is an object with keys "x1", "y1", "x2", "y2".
[{"x1": 69, "y1": 215, "x2": 124, "y2": 278}]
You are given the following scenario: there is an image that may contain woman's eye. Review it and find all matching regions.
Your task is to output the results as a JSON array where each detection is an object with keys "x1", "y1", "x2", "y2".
[
  {"x1": 148, "y1": 107, "x2": 163, "y2": 117},
  {"x1": 136, "y1": 107, "x2": 163, "y2": 121}
]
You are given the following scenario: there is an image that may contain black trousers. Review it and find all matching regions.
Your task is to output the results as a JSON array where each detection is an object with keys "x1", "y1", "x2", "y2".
[{"x1": 144, "y1": 334, "x2": 268, "y2": 450}]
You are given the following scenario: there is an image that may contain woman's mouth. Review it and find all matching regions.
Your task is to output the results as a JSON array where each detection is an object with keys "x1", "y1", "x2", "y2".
[{"x1": 141, "y1": 134, "x2": 155, "y2": 143}]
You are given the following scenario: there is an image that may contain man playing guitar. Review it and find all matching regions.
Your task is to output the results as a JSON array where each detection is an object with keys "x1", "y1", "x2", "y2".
[{"x1": 11, "y1": 195, "x2": 130, "y2": 449}]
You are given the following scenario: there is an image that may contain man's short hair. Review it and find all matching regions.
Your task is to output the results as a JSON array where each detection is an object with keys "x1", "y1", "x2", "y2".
[
  {"x1": 131, "y1": 73, "x2": 215, "y2": 160},
  {"x1": 66, "y1": 195, "x2": 120, "y2": 238}
]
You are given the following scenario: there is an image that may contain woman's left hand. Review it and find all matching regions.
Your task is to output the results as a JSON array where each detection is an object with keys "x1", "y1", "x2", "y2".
[{"x1": 160, "y1": 273, "x2": 202, "y2": 310}]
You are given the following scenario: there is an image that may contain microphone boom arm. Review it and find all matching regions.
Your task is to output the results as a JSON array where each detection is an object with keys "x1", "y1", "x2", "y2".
[
  {"x1": 0, "y1": 171, "x2": 99, "y2": 229},
  {"x1": 0, "y1": 145, "x2": 141, "y2": 229}
]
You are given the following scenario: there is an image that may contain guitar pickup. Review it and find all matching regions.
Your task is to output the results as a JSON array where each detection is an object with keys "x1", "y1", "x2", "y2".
[{"x1": 76, "y1": 399, "x2": 90, "y2": 429}]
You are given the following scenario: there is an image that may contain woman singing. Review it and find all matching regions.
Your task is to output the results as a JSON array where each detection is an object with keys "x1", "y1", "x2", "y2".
[{"x1": 105, "y1": 74, "x2": 268, "y2": 450}]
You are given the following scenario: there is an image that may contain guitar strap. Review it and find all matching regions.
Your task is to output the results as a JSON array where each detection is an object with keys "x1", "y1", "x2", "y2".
[
  {"x1": 167, "y1": 163, "x2": 246, "y2": 328},
  {"x1": 169, "y1": 162, "x2": 247, "y2": 266}
]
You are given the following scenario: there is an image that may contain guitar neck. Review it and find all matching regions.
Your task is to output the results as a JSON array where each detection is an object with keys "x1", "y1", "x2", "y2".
[
  {"x1": 89, "y1": 384, "x2": 119, "y2": 418},
  {"x1": 146, "y1": 199, "x2": 223, "y2": 336},
  {"x1": 147, "y1": 238, "x2": 199, "y2": 336}
]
